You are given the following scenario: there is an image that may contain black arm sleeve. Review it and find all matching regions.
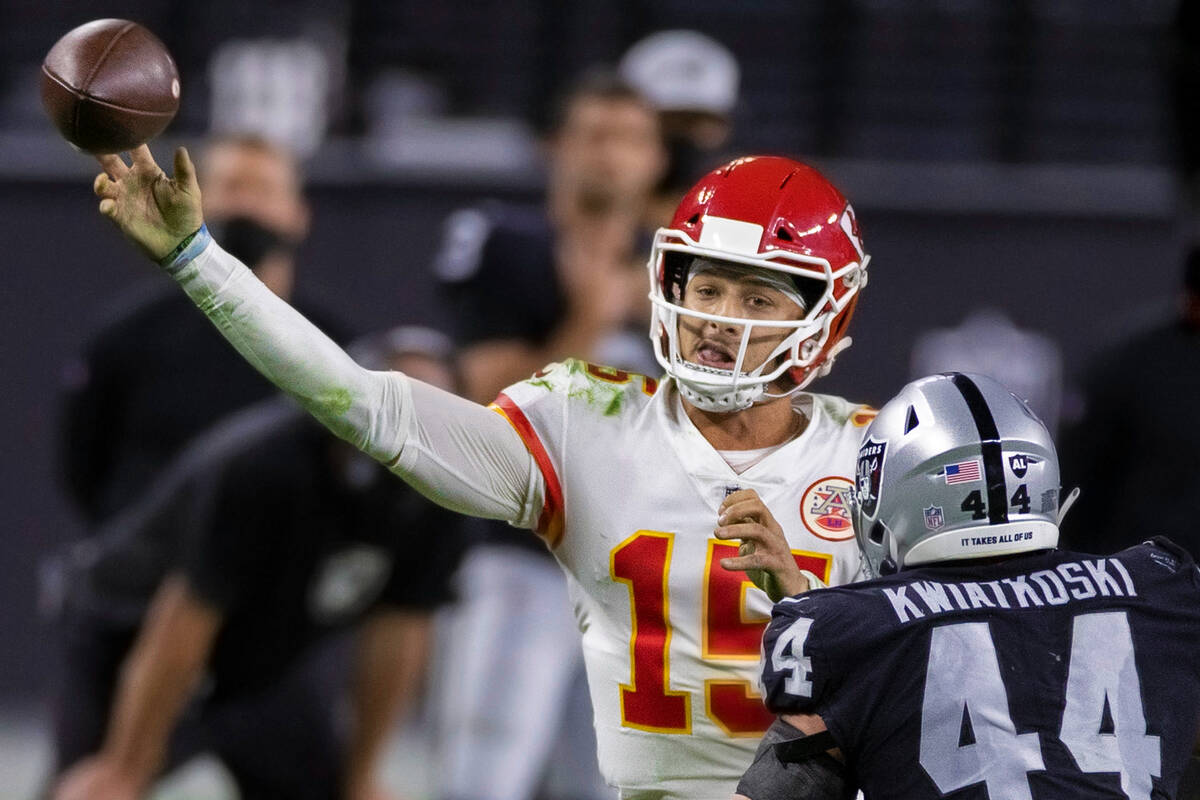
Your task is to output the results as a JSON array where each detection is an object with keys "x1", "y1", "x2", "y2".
[{"x1": 736, "y1": 718, "x2": 855, "y2": 800}]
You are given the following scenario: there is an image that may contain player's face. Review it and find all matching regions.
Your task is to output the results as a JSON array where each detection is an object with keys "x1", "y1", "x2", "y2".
[
  {"x1": 200, "y1": 143, "x2": 309, "y2": 239},
  {"x1": 553, "y1": 96, "x2": 665, "y2": 210},
  {"x1": 677, "y1": 265, "x2": 805, "y2": 374}
]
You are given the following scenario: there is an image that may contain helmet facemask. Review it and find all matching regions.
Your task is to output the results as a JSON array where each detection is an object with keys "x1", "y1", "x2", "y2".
[{"x1": 647, "y1": 227, "x2": 868, "y2": 412}]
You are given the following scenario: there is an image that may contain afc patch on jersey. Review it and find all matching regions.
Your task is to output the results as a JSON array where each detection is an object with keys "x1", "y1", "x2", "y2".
[{"x1": 800, "y1": 477, "x2": 855, "y2": 541}]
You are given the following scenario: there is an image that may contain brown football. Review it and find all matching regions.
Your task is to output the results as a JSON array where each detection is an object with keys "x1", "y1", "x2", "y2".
[{"x1": 41, "y1": 19, "x2": 180, "y2": 154}]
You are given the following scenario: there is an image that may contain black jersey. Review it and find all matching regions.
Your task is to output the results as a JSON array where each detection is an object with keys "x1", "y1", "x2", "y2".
[
  {"x1": 74, "y1": 400, "x2": 465, "y2": 699},
  {"x1": 59, "y1": 285, "x2": 350, "y2": 523},
  {"x1": 760, "y1": 539, "x2": 1200, "y2": 800}
]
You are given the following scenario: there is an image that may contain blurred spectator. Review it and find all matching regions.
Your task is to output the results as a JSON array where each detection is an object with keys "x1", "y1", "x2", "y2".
[
  {"x1": 618, "y1": 29, "x2": 738, "y2": 151},
  {"x1": 434, "y1": 69, "x2": 665, "y2": 397},
  {"x1": 57, "y1": 134, "x2": 348, "y2": 526},
  {"x1": 1058, "y1": 249, "x2": 1200, "y2": 558},
  {"x1": 209, "y1": 36, "x2": 342, "y2": 158},
  {"x1": 910, "y1": 308, "x2": 1064, "y2": 435},
  {"x1": 49, "y1": 331, "x2": 465, "y2": 800},
  {"x1": 429, "y1": 71, "x2": 664, "y2": 800},
  {"x1": 619, "y1": 30, "x2": 740, "y2": 227}
]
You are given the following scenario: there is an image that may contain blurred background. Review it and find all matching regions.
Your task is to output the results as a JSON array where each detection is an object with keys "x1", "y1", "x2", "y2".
[{"x1": 2, "y1": 0, "x2": 1198, "y2": 797}]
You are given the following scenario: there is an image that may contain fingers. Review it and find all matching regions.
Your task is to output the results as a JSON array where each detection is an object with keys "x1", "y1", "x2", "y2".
[
  {"x1": 714, "y1": 521, "x2": 771, "y2": 545},
  {"x1": 173, "y1": 146, "x2": 199, "y2": 192},
  {"x1": 718, "y1": 491, "x2": 775, "y2": 526},
  {"x1": 719, "y1": 555, "x2": 761, "y2": 572},
  {"x1": 129, "y1": 144, "x2": 159, "y2": 172},
  {"x1": 94, "y1": 172, "x2": 118, "y2": 216},
  {"x1": 95, "y1": 153, "x2": 128, "y2": 180},
  {"x1": 719, "y1": 498, "x2": 770, "y2": 525},
  {"x1": 93, "y1": 172, "x2": 118, "y2": 199},
  {"x1": 719, "y1": 489, "x2": 761, "y2": 512}
]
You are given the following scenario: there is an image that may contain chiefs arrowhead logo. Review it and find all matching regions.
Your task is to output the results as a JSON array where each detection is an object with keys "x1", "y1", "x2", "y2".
[{"x1": 839, "y1": 203, "x2": 864, "y2": 259}]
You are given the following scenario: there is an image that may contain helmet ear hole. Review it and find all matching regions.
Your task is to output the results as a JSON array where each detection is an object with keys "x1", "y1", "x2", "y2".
[
  {"x1": 775, "y1": 227, "x2": 793, "y2": 242},
  {"x1": 868, "y1": 520, "x2": 886, "y2": 545}
]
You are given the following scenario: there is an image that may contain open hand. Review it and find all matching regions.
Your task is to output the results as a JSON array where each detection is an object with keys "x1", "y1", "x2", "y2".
[
  {"x1": 93, "y1": 144, "x2": 204, "y2": 262},
  {"x1": 715, "y1": 489, "x2": 812, "y2": 601}
]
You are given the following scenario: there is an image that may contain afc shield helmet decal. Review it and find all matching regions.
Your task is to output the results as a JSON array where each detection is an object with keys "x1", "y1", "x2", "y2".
[
  {"x1": 856, "y1": 437, "x2": 887, "y2": 518},
  {"x1": 1010, "y1": 454, "x2": 1030, "y2": 478}
]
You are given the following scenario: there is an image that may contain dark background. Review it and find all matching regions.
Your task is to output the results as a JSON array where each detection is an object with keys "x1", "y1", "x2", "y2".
[{"x1": 0, "y1": 0, "x2": 1190, "y2": 701}]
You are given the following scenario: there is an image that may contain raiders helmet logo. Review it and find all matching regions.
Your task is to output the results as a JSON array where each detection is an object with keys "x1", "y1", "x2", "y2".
[{"x1": 856, "y1": 437, "x2": 887, "y2": 517}]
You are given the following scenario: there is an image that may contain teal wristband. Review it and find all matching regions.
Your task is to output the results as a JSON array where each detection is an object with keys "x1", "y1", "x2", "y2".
[{"x1": 159, "y1": 224, "x2": 212, "y2": 275}]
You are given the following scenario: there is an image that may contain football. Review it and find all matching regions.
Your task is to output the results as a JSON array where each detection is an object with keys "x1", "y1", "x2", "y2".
[{"x1": 41, "y1": 19, "x2": 180, "y2": 154}]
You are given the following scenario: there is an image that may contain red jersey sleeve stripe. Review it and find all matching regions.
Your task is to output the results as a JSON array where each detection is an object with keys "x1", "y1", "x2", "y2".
[{"x1": 490, "y1": 394, "x2": 565, "y2": 548}]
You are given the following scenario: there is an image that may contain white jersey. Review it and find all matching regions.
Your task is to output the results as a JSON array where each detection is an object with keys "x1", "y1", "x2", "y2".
[
  {"x1": 164, "y1": 243, "x2": 873, "y2": 800},
  {"x1": 494, "y1": 360, "x2": 874, "y2": 800}
]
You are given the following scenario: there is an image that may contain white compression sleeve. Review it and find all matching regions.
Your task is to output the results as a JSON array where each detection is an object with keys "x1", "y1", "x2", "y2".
[
  {"x1": 171, "y1": 240, "x2": 542, "y2": 526},
  {"x1": 397, "y1": 379, "x2": 543, "y2": 529}
]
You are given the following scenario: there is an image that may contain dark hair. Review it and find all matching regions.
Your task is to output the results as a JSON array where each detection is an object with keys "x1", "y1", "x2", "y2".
[{"x1": 542, "y1": 68, "x2": 654, "y2": 136}]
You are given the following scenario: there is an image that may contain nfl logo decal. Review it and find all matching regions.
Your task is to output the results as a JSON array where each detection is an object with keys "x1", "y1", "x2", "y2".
[
  {"x1": 856, "y1": 438, "x2": 887, "y2": 517},
  {"x1": 923, "y1": 505, "x2": 945, "y2": 531}
]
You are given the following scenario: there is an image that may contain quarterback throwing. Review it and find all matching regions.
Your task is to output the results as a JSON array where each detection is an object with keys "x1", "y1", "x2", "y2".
[{"x1": 91, "y1": 147, "x2": 873, "y2": 799}]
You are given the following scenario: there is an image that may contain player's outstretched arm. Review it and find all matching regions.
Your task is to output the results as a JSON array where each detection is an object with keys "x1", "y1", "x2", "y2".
[
  {"x1": 93, "y1": 146, "x2": 401, "y2": 457},
  {"x1": 90, "y1": 146, "x2": 541, "y2": 526}
]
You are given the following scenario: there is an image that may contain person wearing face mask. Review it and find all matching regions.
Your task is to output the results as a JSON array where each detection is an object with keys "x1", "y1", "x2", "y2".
[
  {"x1": 46, "y1": 330, "x2": 465, "y2": 800},
  {"x1": 56, "y1": 134, "x2": 349, "y2": 526}
]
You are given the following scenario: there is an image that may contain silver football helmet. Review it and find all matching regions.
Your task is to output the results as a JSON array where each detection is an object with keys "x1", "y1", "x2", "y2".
[{"x1": 853, "y1": 372, "x2": 1060, "y2": 577}]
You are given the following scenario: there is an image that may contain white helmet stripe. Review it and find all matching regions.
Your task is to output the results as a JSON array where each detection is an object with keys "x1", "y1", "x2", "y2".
[{"x1": 697, "y1": 216, "x2": 764, "y2": 255}]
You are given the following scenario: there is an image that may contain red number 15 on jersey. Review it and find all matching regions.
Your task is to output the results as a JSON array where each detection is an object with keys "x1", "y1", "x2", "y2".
[{"x1": 610, "y1": 530, "x2": 831, "y2": 736}]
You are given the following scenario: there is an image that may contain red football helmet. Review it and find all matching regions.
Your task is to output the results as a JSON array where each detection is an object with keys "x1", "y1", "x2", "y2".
[{"x1": 647, "y1": 155, "x2": 869, "y2": 411}]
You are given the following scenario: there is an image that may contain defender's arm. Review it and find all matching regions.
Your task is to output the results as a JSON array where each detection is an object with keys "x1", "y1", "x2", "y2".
[{"x1": 734, "y1": 713, "x2": 851, "y2": 800}]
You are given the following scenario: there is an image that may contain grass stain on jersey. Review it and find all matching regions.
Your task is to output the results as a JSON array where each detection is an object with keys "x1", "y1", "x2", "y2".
[
  {"x1": 319, "y1": 387, "x2": 354, "y2": 417},
  {"x1": 525, "y1": 360, "x2": 636, "y2": 416},
  {"x1": 603, "y1": 391, "x2": 623, "y2": 416},
  {"x1": 817, "y1": 395, "x2": 850, "y2": 424}
]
